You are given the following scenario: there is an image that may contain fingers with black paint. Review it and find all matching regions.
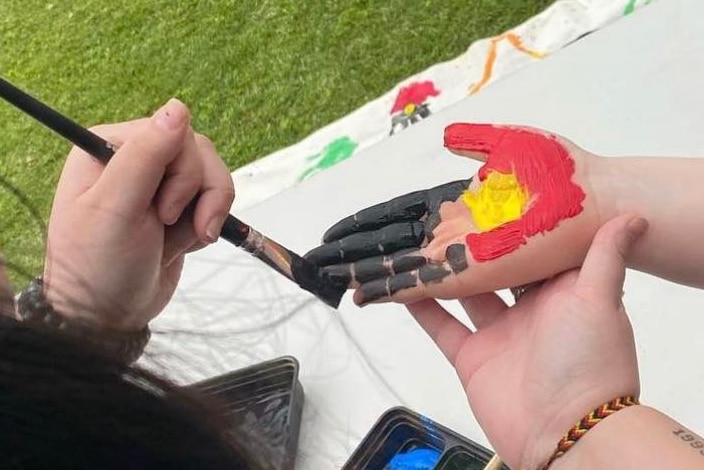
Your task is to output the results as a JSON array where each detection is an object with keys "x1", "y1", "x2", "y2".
[
  {"x1": 320, "y1": 242, "x2": 469, "y2": 289},
  {"x1": 355, "y1": 260, "x2": 454, "y2": 306},
  {"x1": 308, "y1": 179, "x2": 471, "y2": 266},
  {"x1": 305, "y1": 221, "x2": 425, "y2": 266},
  {"x1": 319, "y1": 248, "x2": 428, "y2": 287},
  {"x1": 321, "y1": 179, "x2": 471, "y2": 243},
  {"x1": 352, "y1": 243, "x2": 469, "y2": 305},
  {"x1": 322, "y1": 190, "x2": 430, "y2": 242}
]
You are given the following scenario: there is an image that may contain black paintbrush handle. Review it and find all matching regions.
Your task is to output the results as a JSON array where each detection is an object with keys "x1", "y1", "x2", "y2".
[
  {"x1": 0, "y1": 77, "x2": 117, "y2": 163},
  {"x1": 0, "y1": 76, "x2": 249, "y2": 245}
]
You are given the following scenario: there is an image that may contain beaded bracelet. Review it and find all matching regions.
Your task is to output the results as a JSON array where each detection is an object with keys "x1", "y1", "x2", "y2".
[{"x1": 541, "y1": 395, "x2": 639, "y2": 470}]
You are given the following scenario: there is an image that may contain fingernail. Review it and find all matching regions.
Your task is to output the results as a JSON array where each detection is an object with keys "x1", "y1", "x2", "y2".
[
  {"x1": 627, "y1": 217, "x2": 648, "y2": 237},
  {"x1": 205, "y1": 215, "x2": 226, "y2": 243},
  {"x1": 163, "y1": 202, "x2": 183, "y2": 225},
  {"x1": 155, "y1": 98, "x2": 187, "y2": 131},
  {"x1": 356, "y1": 297, "x2": 381, "y2": 308},
  {"x1": 357, "y1": 283, "x2": 389, "y2": 306}
]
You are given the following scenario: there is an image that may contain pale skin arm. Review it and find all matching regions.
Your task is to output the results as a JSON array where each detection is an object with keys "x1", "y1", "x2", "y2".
[
  {"x1": 594, "y1": 156, "x2": 704, "y2": 288},
  {"x1": 551, "y1": 406, "x2": 704, "y2": 470}
]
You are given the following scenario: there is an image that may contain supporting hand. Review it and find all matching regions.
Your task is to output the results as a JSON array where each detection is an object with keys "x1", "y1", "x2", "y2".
[{"x1": 406, "y1": 214, "x2": 647, "y2": 469}]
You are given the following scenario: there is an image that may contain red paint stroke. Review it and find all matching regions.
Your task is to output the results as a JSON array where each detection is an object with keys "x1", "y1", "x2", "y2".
[
  {"x1": 390, "y1": 81, "x2": 440, "y2": 114},
  {"x1": 444, "y1": 123, "x2": 585, "y2": 261}
]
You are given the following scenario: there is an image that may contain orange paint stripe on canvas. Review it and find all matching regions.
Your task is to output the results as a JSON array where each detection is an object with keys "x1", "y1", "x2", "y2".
[{"x1": 469, "y1": 33, "x2": 546, "y2": 96}]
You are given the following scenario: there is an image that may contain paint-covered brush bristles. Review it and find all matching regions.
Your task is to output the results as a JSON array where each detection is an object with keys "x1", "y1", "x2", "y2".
[{"x1": 221, "y1": 217, "x2": 347, "y2": 308}]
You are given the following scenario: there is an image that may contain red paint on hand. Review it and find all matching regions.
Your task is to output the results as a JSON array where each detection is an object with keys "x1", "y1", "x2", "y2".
[
  {"x1": 390, "y1": 81, "x2": 440, "y2": 114},
  {"x1": 444, "y1": 123, "x2": 585, "y2": 261}
]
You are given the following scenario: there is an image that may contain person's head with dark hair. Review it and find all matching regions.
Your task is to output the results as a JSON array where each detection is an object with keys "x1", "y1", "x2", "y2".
[
  {"x1": 0, "y1": 316, "x2": 259, "y2": 470},
  {"x1": 0, "y1": 100, "x2": 260, "y2": 469}
]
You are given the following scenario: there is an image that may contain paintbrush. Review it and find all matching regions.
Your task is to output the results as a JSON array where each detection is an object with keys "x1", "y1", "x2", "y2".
[
  {"x1": 0, "y1": 76, "x2": 347, "y2": 308},
  {"x1": 483, "y1": 454, "x2": 503, "y2": 470}
]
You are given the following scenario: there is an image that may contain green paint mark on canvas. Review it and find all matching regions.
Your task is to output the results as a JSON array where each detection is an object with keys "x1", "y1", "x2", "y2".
[
  {"x1": 624, "y1": 0, "x2": 653, "y2": 16},
  {"x1": 298, "y1": 136, "x2": 358, "y2": 181}
]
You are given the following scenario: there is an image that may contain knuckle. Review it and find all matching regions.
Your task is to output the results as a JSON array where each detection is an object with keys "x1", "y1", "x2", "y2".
[
  {"x1": 165, "y1": 173, "x2": 200, "y2": 198},
  {"x1": 220, "y1": 184, "x2": 236, "y2": 204}
]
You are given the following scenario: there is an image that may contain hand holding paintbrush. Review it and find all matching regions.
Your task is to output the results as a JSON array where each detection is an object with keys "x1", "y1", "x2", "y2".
[
  {"x1": 40, "y1": 99, "x2": 234, "y2": 329},
  {"x1": 0, "y1": 78, "x2": 346, "y2": 332}
]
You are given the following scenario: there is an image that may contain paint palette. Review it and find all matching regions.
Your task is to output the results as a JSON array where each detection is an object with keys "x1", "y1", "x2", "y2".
[
  {"x1": 189, "y1": 356, "x2": 304, "y2": 470},
  {"x1": 342, "y1": 407, "x2": 509, "y2": 470}
]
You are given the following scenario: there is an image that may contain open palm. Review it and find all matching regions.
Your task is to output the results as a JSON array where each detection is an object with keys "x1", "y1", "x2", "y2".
[{"x1": 406, "y1": 214, "x2": 645, "y2": 469}]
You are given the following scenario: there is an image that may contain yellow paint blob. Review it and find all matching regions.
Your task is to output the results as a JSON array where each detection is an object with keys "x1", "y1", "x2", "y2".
[
  {"x1": 403, "y1": 103, "x2": 417, "y2": 115},
  {"x1": 462, "y1": 171, "x2": 528, "y2": 231}
]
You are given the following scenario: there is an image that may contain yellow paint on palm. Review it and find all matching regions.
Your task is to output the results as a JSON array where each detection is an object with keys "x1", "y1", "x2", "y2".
[{"x1": 462, "y1": 171, "x2": 528, "y2": 231}]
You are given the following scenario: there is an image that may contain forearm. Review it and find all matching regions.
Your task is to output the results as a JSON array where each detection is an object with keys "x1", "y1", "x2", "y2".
[
  {"x1": 594, "y1": 156, "x2": 704, "y2": 287},
  {"x1": 551, "y1": 406, "x2": 704, "y2": 469}
]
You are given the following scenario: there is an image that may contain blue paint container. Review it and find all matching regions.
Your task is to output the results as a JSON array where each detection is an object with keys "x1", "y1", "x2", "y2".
[
  {"x1": 342, "y1": 407, "x2": 508, "y2": 470},
  {"x1": 386, "y1": 448, "x2": 441, "y2": 469}
]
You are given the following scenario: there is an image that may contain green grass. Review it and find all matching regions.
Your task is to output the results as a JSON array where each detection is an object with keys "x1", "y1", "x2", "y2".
[{"x1": 0, "y1": 0, "x2": 554, "y2": 285}]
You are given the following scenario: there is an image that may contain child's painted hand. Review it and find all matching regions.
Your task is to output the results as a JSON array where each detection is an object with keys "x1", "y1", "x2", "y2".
[{"x1": 305, "y1": 124, "x2": 605, "y2": 305}]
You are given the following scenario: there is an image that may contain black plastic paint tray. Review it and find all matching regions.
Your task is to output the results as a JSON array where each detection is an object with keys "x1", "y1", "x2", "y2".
[
  {"x1": 342, "y1": 406, "x2": 509, "y2": 470},
  {"x1": 189, "y1": 356, "x2": 305, "y2": 470}
]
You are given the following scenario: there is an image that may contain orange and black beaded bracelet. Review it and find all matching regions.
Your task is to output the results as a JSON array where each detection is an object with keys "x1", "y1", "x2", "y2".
[{"x1": 541, "y1": 395, "x2": 639, "y2": 470}]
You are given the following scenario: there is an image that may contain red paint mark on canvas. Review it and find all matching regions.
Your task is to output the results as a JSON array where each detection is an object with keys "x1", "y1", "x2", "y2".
[
  {"x1": 390, "y1": 81, "x2": 440, "y2": 114},
  {"x1": 444, "y1": 123, "x2": 585, "y2": 261}
]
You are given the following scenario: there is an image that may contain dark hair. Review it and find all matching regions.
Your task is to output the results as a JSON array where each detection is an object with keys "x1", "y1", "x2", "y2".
[{"x1": 0, "y1": 315, "x2": 261, "y2": 469}]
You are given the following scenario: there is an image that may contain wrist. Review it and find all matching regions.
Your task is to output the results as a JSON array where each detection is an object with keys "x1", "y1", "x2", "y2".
[
  {"x1": 522, "y1": 396, "x2": 641, "y2": 470},
  {"x1": 43, "y1": 267, "x2": 148, "y2": 332},
  {"x1": 546, "y1": 407, "x2": 646, "y2": 470},
  {"x1": 520, "y1": 388, "x2": 640, "y2": 470},
  {"x1": 586, "y1": 155, "x2": 623, "y2": 228},
  {"x1": 548, "y1": 405, "x2": 704, "y2": 470},
  {"x1": 17, "y1": 278, "x2": 150, "y2": 364}
]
